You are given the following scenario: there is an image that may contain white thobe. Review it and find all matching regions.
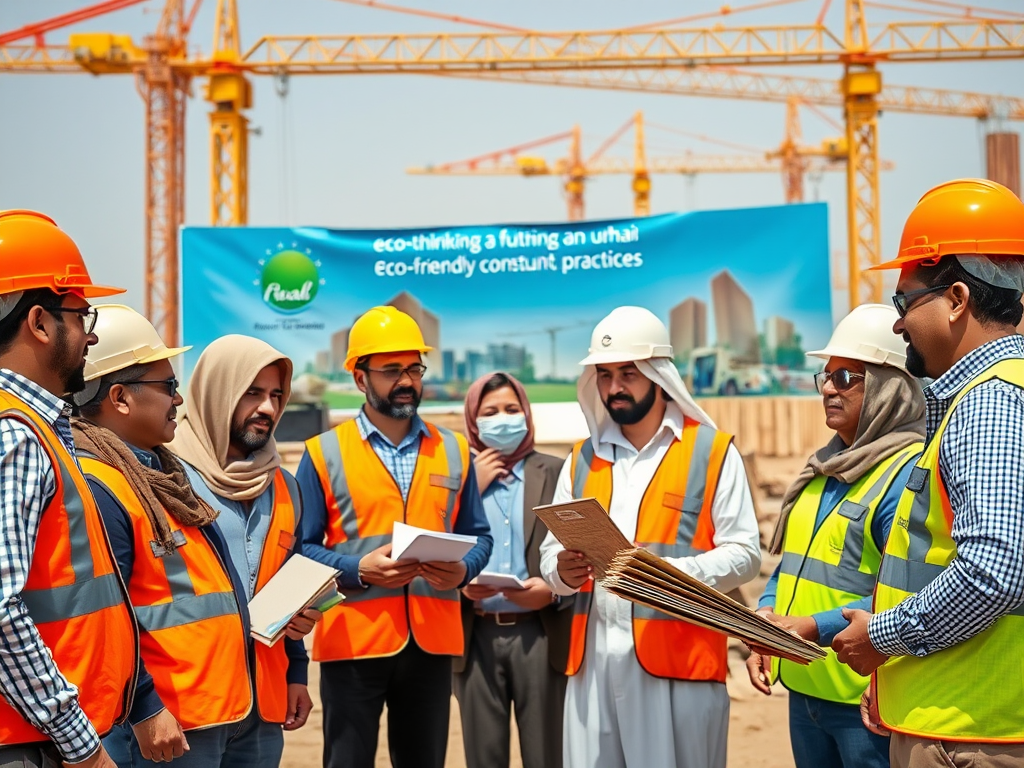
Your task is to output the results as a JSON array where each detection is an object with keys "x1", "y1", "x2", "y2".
[{"x1": 540, "y1": 404, "x2": 761, "y2": 768}]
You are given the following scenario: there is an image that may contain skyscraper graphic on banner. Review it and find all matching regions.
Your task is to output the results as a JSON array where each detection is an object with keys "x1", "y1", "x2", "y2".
[
  {"x1": 711, "y1": 270, "x2": 759, "y2": 362},
  {"x1": 670, "y1": 298, "x2": 708, "y2": 362}
]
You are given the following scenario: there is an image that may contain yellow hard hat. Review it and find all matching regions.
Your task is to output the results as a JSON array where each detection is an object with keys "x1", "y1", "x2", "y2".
[
  {"x1": 344, "y1": 305, "x2": 432, "y2": 372},
  {"x1": 84, "y1": 304, "x2": 191, "y2": 382}
]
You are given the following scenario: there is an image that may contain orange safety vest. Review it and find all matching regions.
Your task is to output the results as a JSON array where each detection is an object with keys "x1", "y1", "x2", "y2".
[
  {"x1": 81, "y1": 457, "x2": 251, "y2": 731},
  {"x1": 566, "y1": 418, "x2": 734, "y2": 681},
  {"x1": 305, "y1": 419, "x2": 469, "y2": 661},
  {"x1": 252, "y1": 469, "x2": 301, "y2": 723},
  {"x1": 0, "y1": 392, "x2": 136, "y2": 746}
]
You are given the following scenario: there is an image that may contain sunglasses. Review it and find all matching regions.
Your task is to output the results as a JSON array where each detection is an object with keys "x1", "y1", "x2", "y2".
[
  {"x1": 892, "y1": 284, "x2": 951, "y2": 318},
  {"x1": 132, "y1": 377, "x2": 180, "y2": 397},
  {"x1": 364, "y1": 363, "x2": 427, "y2": 382},
  {"x1": 814, "y1": 369, "x2": 865, "y2": 394},
  {"x1": 45, "y1": 306, "x2": 98, "y2": 334}
]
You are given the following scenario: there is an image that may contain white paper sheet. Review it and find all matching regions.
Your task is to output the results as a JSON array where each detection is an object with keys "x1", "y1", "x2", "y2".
[
  {"x1": 472, "y1": 572, "x2": 528, "y2": 589},
  {"x1": 391, "y1": 521, "x2": 478, "y2": 563}
]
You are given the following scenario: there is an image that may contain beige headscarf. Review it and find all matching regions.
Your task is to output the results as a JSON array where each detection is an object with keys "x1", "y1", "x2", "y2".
[
  {"x1": 768, "y1": 363, "x2": 925, "y2": 554},
  {"x1": 170, "y1": 335, "x2": 293, "y2": 502}
]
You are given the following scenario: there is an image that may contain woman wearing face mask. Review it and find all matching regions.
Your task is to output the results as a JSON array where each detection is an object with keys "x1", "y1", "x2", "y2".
[{"x1": 453, "y1": 371, "x2": 572, "y2": 768}]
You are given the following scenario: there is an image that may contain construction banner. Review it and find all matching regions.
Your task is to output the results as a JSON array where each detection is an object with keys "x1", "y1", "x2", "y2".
[{"x1": 180, "y1": 203, "x2": 830, "y2": 407}]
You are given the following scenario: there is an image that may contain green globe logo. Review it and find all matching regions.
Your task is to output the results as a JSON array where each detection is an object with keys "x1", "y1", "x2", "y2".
[{"x1": 261, "y1": 250, "x2": 319, "y2": 313}]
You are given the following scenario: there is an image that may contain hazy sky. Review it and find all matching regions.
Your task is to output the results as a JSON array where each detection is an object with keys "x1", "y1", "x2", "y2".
[{"x1": 2, "y1": 0, "x2": 1022, "y2": 319}]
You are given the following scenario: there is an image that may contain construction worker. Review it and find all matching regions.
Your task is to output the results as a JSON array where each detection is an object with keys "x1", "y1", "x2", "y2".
[
  {"x1": 540, "y1": 306, "x2": 761, "y2": 768},
  {"x1": 170, "y1": 334, "x2": 317, "y2": 749},
  {"x1": 832, "y1": 178, "x2": 1024, "y2": 767},
  {"x1": 746, "y1": 303, "x2": 925, "y2": 768},
  {"x1": 454, "y1": 371, "x2": 570, "y2": 768},
  {"x1": 298, "y1": 306, "x2": 493, "y2": 768},
  {"x1": 0, "y1": 211, "x2": 136, "y2": 768},
  {"x1": 71, "y1": 306, "x2": 317, "y2": 768}
]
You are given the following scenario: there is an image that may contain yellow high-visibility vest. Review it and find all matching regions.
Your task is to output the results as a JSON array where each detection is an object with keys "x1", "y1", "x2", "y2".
[
  {"x1": 875, "y1": 358, "x2": 1024, "y2": 742},
  {"x1": 772, "y1": 444, "x2": 921, "y2": 704}
]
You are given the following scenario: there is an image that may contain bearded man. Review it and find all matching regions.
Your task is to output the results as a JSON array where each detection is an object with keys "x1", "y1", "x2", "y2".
[
  {"x1": 297, "y1": 306, "x2": 492, "y2": 768},
  {"x1": 540, "y1": 306, "x2": 761, "y2": 768}
]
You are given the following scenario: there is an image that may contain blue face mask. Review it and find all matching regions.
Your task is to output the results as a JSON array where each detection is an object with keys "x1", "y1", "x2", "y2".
[{"x1": 476, "y1": 413, "x2": 529, "y2": 455}]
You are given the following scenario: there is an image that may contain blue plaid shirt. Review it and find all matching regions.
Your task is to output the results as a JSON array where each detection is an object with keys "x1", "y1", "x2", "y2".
[
  {"x1": 297, "y1": 409, "x2": 493, "y2": 590},
  {"x1": 0, "y1": 369, "x2": 101, "y2": 763},
  {"x1": 354, "y1": 408, "x2": 431, "y2": 501},
  {"x1": 870, "y1": 335, "x2": 1024, "y2": 657}
]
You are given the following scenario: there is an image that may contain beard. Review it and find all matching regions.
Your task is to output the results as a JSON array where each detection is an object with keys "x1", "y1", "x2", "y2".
[
  {"x1": 366, "y1": 380, "x2": 421, "y2": 420},
  {"x1": 905, "y1": 336, "x2": 928, "y2": 378},
  {"x1": 54, "y1": 323, "x2": 87, "y2": 395},
  {"x1": 230, "y1": 415, "x2": 274, "y2": 455},
  {"x1": 603, "y1": 381, "x2": 657, "y2": 425}
]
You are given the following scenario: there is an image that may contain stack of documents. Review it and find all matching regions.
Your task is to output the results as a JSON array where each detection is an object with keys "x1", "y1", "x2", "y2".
[
  {"x1": 603, "y1": 548, "x2": 826, "y2": 664},
  {"x1": 534, "y1": 498, "x2": 825, "y2": 665},
  {"x1": 249, "y1": 555, "x2": 344, "y2": 647}
]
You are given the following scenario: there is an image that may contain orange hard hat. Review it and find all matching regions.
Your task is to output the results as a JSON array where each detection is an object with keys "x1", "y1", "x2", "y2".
[
  {"x1": 872, "y1": 178, "x2": 1024, "y2": 272},
  {"x1": 0, "y1": 210, "x2": 124, "y2": 298},
  {"x1": 344, "y1": 306, "x2": 432, "y2": 372}
]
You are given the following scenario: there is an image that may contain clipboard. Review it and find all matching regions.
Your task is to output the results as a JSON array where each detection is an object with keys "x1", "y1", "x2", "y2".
[{"x1": 532, "y1": 497, "x2": 633, "y2": 579}]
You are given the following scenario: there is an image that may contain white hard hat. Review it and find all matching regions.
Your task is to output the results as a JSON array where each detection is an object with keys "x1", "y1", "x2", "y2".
[
  {"x1": 579, "y1": 306, "x2": 674, "y2": 366},
  {"x1": 83, "y1": 304, "x2": 191, "y2": 382},
  {"x1": 807, "y1": 304, "x2": 907, "y2": 371}
]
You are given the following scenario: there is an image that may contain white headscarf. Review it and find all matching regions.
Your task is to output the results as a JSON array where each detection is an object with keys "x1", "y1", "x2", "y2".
[{"x1": 577, "y1": 357, "x2": 716, "y2": 462}]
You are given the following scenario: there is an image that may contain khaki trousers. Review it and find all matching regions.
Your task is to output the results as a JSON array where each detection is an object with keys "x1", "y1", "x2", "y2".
[{"x1": 892, "y1": 733, "x2": 1024, "y2": 768}]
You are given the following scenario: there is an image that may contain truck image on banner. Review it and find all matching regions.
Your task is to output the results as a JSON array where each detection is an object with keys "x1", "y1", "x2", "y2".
[{"x1": 180, "y1": 202, "x2": 831, "y2": 407}]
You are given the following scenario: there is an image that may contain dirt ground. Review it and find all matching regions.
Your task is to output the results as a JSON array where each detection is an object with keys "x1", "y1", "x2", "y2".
[{"x1": 280, "y1": 455, "x2": 806, "y2": 768}]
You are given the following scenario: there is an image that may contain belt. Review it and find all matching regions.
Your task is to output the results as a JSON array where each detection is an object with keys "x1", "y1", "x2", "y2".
[{"x1": 474, "y1": 610, "x2": 537, "y2": 626}]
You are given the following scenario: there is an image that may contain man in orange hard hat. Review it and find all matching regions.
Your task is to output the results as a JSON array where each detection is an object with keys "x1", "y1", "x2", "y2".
[
  {"x1": 298, "y1": 305, "x2": 493, "y2": 768},
  {"x1": 832, "y1": 179, "x2": 1024, "y2": 767},
  {"x1": 0, "y1": 210, "x2": 137, "y2": 768}
]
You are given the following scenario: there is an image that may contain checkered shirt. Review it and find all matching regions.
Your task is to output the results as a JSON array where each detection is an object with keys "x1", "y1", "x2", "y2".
[
  {"x1": 355, "y1": 407, "x2": 430, "y2": 501},
  {"x1": 869, "y1": 335, "x2": 1024, "y2": 657},
  {"x1": 0, "y1": 369, "x2": 100, "y2": 762}
]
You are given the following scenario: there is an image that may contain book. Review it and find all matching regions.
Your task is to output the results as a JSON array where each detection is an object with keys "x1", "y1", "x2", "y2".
[
  {"x1": 535, "y1": 498, "x2": 826, "y2": 664},
  {"x1": 248, "y1": 555, "x2": 344, "y2": 647},
  {"x1": 391, "y1": 521, "x2": 478, "y2": 563}
]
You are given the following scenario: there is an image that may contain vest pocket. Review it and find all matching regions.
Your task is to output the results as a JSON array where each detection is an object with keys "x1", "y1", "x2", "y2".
[{"x1": 662, "y1": 491, "x2": 702, "y2": 515}]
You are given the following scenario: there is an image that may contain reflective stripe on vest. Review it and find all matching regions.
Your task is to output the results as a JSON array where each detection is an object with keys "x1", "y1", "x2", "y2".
[
  {"x1": 0, "y1": 398, "x2": 136, "y2": 747},
  {"x1": 254, "y1": 469, "x2": 301, "y2": 724},
  {"x1": 82, "y1": 458, "x2": 251, "y2": 732},
  {"x1": 875, "y1": 358, "x2": 1024, "y2": 742},
  {"x1": 307, "y1": 419, "x2": 469, "y2": 661},
  {"x1": 771, "y1": 444, "x2": 922, "y2": 705},
  {"x1": 566, "y1": 420, "x2": 733, "y2": 681}
]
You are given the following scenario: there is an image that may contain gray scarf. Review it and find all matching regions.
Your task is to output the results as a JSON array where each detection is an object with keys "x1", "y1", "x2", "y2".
[{"x1": 769, "y1": 364, "x2": 926, "y2": 555}]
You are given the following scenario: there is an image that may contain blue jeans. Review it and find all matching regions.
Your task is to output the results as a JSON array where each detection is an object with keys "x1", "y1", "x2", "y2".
[
  {"x1": 788, "y1": 690, "x2": 889, "y2": 768},
  {"x1": 104, "y1": 709, "x2": 284, "y2": 768}
]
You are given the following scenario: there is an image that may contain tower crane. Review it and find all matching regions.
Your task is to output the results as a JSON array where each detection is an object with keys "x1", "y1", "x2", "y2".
[
  {"x1": 2, "y1": 0, "x2": 1023, "y2": 342},
  {"x1": 408, "y1": 103, "x2": 893, "y2": 219}
]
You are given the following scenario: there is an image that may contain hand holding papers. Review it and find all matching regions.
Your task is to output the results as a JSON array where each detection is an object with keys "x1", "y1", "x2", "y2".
[
  {"x1": 533, "y1": 498, "x2": 633, "y2": 580},
  {"x1": 535, "y1": 498, "x2": 826, "y2": 665},
  {"x1": 391, "y1": 521, "x2": 478, "y2": 563},
  {"x1": 249, "y1": 555, "x2": 343, "y2": 647}
]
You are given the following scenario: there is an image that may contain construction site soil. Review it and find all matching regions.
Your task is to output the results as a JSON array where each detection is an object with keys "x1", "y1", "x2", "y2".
[{"x1": 278, "y1": 453, "x2": 806, "y2": 768}]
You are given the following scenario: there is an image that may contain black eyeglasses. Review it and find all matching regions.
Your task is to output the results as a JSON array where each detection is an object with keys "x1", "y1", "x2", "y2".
[
  {"x1": 132, "y1": 377, "x2": 180, "y2": 397},
  {"x1": 45, "y1": 306, "x2": 98, "y2": 334},
  {"x1": 814, "y1": 369, "x2": 865, "y2": 394},
  {"x1": 892, "y1": 284, "x2": 951, "y2": 318},
  {"x1": 364, "y1": 363, "x2": 427, "y2": 382}
]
